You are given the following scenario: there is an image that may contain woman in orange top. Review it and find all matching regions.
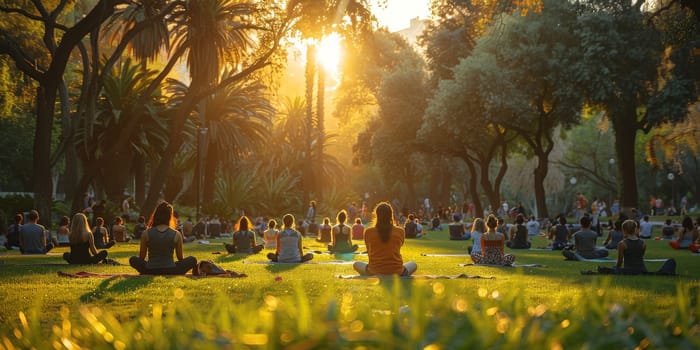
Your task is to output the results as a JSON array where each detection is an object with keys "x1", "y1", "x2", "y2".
[{"x1": 353, "y1": 202, "x2": 417, "y2": 276}]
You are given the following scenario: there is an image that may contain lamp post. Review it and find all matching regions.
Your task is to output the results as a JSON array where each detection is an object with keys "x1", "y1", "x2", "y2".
[
  {"x1": 608, "y1": 158, "x2": 616, "y2": 207},
  {"x1": 667, "y1": 172, "x2": 675, "y2": 213}
]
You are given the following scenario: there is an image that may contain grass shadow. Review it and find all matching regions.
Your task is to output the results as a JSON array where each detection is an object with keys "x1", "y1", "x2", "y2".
[
  {"x1": 264, "y1": 263, "x2": 305, "y2": 273},
  {"x1": 79, "y1": 276, "x2": 154, "y2": 303}
]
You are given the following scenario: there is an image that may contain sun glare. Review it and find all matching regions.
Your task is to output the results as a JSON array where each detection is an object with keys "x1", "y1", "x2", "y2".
[{"x1": 317, "y1": 33, "x2": 342, "y2": 74}]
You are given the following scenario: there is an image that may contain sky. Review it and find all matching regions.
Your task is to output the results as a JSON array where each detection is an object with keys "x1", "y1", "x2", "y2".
[{"x1": 371, "y1": 0, "x2": 431, "y2": 32}]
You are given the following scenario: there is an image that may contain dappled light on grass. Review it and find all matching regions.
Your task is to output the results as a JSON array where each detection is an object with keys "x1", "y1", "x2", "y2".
[{"x1": 1, "y1": 278, "x2": 696, "y2": 348}]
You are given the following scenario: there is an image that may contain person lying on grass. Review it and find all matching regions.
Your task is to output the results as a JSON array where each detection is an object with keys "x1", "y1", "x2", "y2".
[
  {"x1": 328, "y1": 210, "x2": 359, "y2": 253},
  {"x1": 63, "y1": 213, "x2": 108, "y2": 264},
  {"x1": 129, "y1": 202, "x2": 197, "y2": 275},
  {"x1": 353, "y1": 202, "x2": 417, "y2": 276},
  {"x1": 267, "y1": 214, "x2": 313, "y2": 263},
  {"x1": 470, "y1": 214, "x2": 515, "y2": 266},
  {"x1": 225, "y1": 216, "x2": 264, "y2": 254}
]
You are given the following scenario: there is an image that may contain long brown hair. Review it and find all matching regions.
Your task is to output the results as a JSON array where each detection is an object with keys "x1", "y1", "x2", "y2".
[
  {"x1": 148, "y1": 202, "x2": 177, "y2": 229},
  {"x1": 372, "y1": 202, "x2": 394, "y2": 243}
]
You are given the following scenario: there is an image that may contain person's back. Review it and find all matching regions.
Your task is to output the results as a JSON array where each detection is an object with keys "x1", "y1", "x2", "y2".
[
  {"x1": 404, "y1": 220, "x2": 418, "y2": 239},
  {"x1": 317, "y1": 223, "x2": 332, "y2": 243},
  {"x1": 605, "y1": 230, "x2": 624, "y2": 249},
  {"x1": 526, "y1": 218, "x2": 540, "y2": 236},
  {"x1": 621, "y1": 238, "x2": 647, "y2": 273},
  {"x1": 480, "y1": 234, "x2": 507, "y2": 264},
  {"x1": 552, "y1": 224, "x2": 569, "y2": 249},
  {"x1": 573, "y1": 229, "x2": 598, "y2": 254},
  {"x1": 508, "y1": 224, "x2": 530, "y2": 249},
  {"x1": 639, "y1": 218, "x2": 653, "y2": 238},
  {"x1": 207, "y1": 220, "x2": 221, "y2": 237},
  {"x1": 277, "y1": 228, "x2": 302, "y2": 262},
  {"x1": 263, "y1": 228, "x2": 278, "y2": 249},
  {"x1": 68, "y1": 240, "x2": 92, "y2": 262},
  {"x1": 331, "y1": 224, "x2": 356, "y2": 252},
  {"x1": 146, "y1": 227, "x2": 176, "y2": 269},
  {"x1": 448, "y1": 223, "x2": 466, "y2": 240},
  {"x1": 233, "y1": 230, "x2": 255, "y2": 254},
  {"x1": 20, "y1": 222, "x2": 47, "y2": 254},
  {"x1": 351, "y1": 221, "x2": 364, "y2": 240},
  {"x1": 365, "y1": 226, "x2": 405, "y2": 275},
  {"x1": 661, "y1": 222, "x2": 675, "y2": 239}
]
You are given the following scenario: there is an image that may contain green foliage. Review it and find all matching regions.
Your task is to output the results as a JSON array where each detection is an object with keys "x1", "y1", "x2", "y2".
[
  {"x1": 0, "y1": 195, "x2": 33, "y2": 234},
  {"x1": 0, "y1": 116, "x2": 34, "y2": 192}
]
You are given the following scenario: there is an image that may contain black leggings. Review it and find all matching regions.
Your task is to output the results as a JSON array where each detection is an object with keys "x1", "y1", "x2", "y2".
[
  {"x1": 63, "y1": 250, "x2": 108, "y2": 264},
  {"x1": 129, "y1": 256, "x2": 197, "y2": 275}
]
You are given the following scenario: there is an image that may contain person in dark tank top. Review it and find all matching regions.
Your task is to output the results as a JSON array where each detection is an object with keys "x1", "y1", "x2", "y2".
[{"x1": 129, "y1": 202, "x2": 197, "y2": 275}]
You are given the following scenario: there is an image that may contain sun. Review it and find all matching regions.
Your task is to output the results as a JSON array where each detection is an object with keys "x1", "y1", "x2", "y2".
[{"x1": 316, "y1": 32, "x2": 342, "y2": 74}]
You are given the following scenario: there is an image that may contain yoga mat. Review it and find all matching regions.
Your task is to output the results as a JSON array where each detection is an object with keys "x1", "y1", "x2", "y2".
[
  {"x1": 243, "y1": 260, "x2": 355, "y2": 265},
  {"x1": 420, "y1": 253, "x2": 467, "y2": 257},
  {"x1": 335, "y1": 274, "x2": 495, "y2": 280},
  {"x1": 57, "y1": 271, "x2": 246, "y2": 278},
  {"x1": 459, "y1": 263, "x2": 547, "y2": 267}
]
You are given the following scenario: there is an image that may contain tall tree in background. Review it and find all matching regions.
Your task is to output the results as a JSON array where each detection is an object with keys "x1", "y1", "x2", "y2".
[
  {"x1": 0, "y1": 0, "x2": 124, "y2": 220},
  {"x1": 573, "y1": 0, "x2": 697, "y2": 212},
  {"x1": 141, "y1": 0, "x2": 291, "y2": 217},
  {"x1": 473, "y1": 0, "x2": 583, "y2": 218}
]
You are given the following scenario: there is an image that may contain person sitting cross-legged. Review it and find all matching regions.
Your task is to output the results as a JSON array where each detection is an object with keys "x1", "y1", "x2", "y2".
[
  {"x1": 129, "y1": 202, "x2": 197, "y2": 275},
  {"x1": 506, "y1": 214, "x2": 531, "y2": 249},
  {"x1": 353, "y1": 202, "x2": 417, "y2": 276},
  {"x1": 470, "y1": 214, "x2": 515, "y2": 266},
  {"x1": 328, "y1": 210, "x2": 359, "y2": 253},
  {"x1": 448, "y1": 214, "x2": 471, "y2": 241},
  {"x1": 225, "y1": 216, "x2": 264, "y2": 254},
  {"x1": 19, "y1": 210, "x2": 54, "y2": 255},
  {"x1": 563, "y1": 216, "x2": 609, "y2": 260},
  {"x1": 63, "y1": 213, "x2": 109, "y2": 264},
  {"x1": 267, "y1": 214, "x2": 314, "y2": 263}
]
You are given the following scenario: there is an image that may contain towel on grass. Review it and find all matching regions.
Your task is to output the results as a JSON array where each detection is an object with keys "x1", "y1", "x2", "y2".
[
  {"x1": 459, "y1": 263, "x2": 547, "y2": 267},
  {"x1": 243, "y1": 260, "x2": 355, "y2": 265},
  {"x1": 57, "y1": 271, "x2": 246, "y2": 278},
  {"x1": 335, "y1": 273, "x2": 495, "y2": 280}
]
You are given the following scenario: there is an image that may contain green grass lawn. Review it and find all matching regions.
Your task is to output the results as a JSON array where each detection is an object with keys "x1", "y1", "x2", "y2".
[{"x1": 0, "y1": 228, "x2": 698, "y2": 348}]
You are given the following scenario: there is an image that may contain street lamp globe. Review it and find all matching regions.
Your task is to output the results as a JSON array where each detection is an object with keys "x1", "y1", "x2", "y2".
[
  {"x1": 667, "y1": 173, "x2": 675, "y2": 181},
  {"x1": 569, "y1": 177, "x2": 577, "y2": 185}
]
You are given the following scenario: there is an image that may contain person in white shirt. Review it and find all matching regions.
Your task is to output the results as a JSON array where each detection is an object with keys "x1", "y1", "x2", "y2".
[
  {"x1": 526, "y1": 216, "x2": 540, "y2": 236},
  {"x1": 639, "y1": 215, "x2": 653, "y2": 239}
]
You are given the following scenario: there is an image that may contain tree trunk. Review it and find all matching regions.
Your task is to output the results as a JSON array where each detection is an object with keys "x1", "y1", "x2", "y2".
[
  {"x1": 34, "y1": 85, "x2": 57, "y2": 222},
  {"x1": 59, "y1": 79, "x2": 78, "y2": 204},
  {"x1": 134, "y1": 153, "x2": 146, "y2": 205},
  {"x1": 612, "y1": 106, "x2": 639, "y2": 214},
  {"x1": 203, "y1": 142, "x2": 218, "y2": 204},
  {"x1": 303, "y1": 43, "x2": 316, "y2": 207},
  {"x1": 533, "y1": 151, "x2": 549, "y2": 218},
  {"x1": 316, "y1": 63, "x2": 325, "y2": 199},
  {"x1": 464, "y1": 157, "x2": 481, "y2": 217},
  {"x1": 141, "y1": 96, "x2": 197, "y2": 217}
]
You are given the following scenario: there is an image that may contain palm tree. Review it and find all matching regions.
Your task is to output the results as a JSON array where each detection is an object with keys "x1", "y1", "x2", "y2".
[
  {"x1": 140, "y1": 0, "x2": 284, "y2": 217},
  {"x1": 287, "y1": 0, "x2": 374, "y2": 202},
  {"x1": 167, "y1": 69, "x2": 275, "y2": 204},
  {"x1": 74, "y1": 58, "x2": 169, "y2": 205}
]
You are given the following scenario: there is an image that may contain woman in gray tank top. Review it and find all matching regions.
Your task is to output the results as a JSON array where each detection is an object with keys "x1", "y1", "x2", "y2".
[
  {"x1": 129, "y1": 202, "x2": 197, "y2": 275},
  {"x1": 267, "y1": 214, "x2": 313, "y2": 263}
]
